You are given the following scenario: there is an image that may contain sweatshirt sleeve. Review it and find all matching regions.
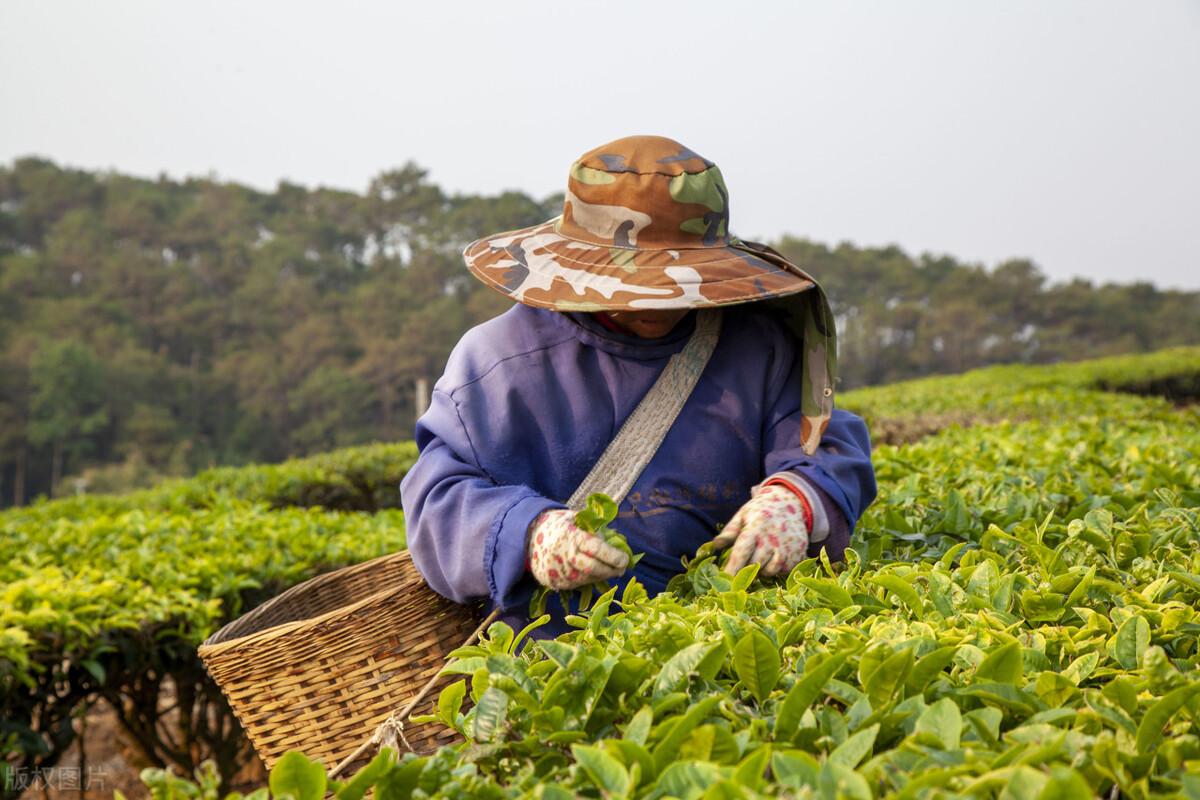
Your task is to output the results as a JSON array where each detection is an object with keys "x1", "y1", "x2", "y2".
[
  {"x1": 760, "y1": 325, "x2": 878, "y2": 561},
  {"x1": 399, "y1": 387, "x2": 564, "y2": 610}
]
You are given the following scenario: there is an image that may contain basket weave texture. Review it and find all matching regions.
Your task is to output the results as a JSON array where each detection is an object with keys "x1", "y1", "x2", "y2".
[{"x1": 198, "y1": 551, "x2": 482, "y2": 770}]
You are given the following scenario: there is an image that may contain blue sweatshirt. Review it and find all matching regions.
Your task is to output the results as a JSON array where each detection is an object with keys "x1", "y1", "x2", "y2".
[{"x1": 399, "y1": 303, "x2": 877, "y2": 635}]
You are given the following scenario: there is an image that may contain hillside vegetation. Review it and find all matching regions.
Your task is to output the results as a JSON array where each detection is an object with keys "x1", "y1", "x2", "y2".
[
  {"x1": 3, "y1": 158, "x2": 1198, "y2": 507},
  {"x1": 2, "y1": 347, "x2": 1198, "y2": 798}
]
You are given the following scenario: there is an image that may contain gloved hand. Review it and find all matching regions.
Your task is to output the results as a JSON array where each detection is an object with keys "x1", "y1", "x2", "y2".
[
  {"x1": 527, "y1": 509, "x2": 631, "y2": 590},
  {"x1": 712, "y1": 483, "x2": 811, "y2": 577}
]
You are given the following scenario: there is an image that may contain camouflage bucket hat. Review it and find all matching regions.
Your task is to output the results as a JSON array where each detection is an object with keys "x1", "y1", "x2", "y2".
[{"x1": 463, "y1": 135, "x2": 837, "y2": 452}]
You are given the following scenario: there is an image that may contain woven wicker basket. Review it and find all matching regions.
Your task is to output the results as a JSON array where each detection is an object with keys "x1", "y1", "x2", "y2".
[{"x1": 198, "y1": 551, "x2": 483, "y2": 772}]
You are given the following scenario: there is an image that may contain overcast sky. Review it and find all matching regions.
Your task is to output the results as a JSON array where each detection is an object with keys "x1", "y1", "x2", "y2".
[{"x1": 2, "y1": 0, "x2": 1197, "y2": 289}]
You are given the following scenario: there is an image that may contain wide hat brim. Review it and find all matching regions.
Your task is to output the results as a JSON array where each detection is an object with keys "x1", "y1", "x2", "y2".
[
  {"x1": 463, "y1": 214, "x2": 840, "y2": 456},
  {"x1": 463, "y1": 217, "x2": 820, "y2": 312}
]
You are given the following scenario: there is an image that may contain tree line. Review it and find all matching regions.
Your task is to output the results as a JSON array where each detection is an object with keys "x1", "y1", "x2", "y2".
[{"x1": 1, "y1": 158, "x2": 1196, "y2": 506}]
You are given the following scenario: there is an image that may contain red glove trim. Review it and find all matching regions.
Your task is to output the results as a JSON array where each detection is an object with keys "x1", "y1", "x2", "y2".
[{"x1": 762, "y1": 477, "x2": 814, "y2": 530}]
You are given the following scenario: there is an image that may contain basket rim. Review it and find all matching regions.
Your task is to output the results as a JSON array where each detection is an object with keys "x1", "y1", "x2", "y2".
[
  {"x1": 198, "y1": 583, "x2": 414, "y2": 658},
  {"x1": 198, "y1": 550, "x2": 414, "y2": 654}
]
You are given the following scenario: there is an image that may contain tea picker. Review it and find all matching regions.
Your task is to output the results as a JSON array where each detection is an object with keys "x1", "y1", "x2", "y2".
[{"x1": 199, "y1": 135, "x2": 876, "y2": 776}]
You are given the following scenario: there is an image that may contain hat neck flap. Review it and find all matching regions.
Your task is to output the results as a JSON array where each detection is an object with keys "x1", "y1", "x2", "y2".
[{"x1": 731, "y1": 239, "x2": 838, "y2": 456}]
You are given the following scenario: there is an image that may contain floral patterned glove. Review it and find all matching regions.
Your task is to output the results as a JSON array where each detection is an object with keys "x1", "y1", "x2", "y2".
[
  {"x1": 527, "y1": 509, "x2": 630, "y2": 590},
  {"x1": 712, "y1": 483, "x2": 811, "y2": 577}
]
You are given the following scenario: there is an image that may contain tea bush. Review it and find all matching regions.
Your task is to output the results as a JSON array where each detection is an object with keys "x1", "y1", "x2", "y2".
[
  {"x1": 5, "y1": 349, "x2": 1199, "y2": 798},
  {"x1": 0, "y1": 443, "x2": 414, "y2": 797},
  {"x1": 124, "y1": 350, "x2": 1200, "y2": 799},
  {"x1": 840, "y1": 345, "x2": 1200, "y2": 443}
]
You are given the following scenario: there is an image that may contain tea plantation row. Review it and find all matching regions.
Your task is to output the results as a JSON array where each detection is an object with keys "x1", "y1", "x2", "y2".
[
  {"x1": 145, "y1": 360, "x2": 1199, "y2": 799},
  {"x1": 2, "y1": 346, "x2": 1198, "y2": 798},
  {"x1": 842, "y1": 346, "x2": 1199, "y2": 425},
  {"x1": 1, "y1": 443, "x2": 417, "y2": 795}
]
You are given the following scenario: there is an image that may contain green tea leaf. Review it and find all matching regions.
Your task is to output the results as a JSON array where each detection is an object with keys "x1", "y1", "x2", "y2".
[
  {"x1": 678, "y1": 723, "x2": 739, "y2": 764},
  {"x1": 485, "y1": 654, "x2": 537, "y2": 699},
  {"x1": 795, "y1": 577, "x2": 855, "y2": 609},
  {"x1": 603, "y1": 739, "x2": 655, "y2": 787},
  {"x1": 1113, "y1": 614, "x2": 1150, "y2": 670},
  {"x1": 334, "y1": 750, "x2": 392, "y2": 800},
  {"x1": 732, "y1": 629, "x2": 781, "y2": 703},
  {"x1": 771, "y1": 749, "x2": 820, "y2": 789},
  {"x1": 269, "y1": 751, "x2": 326, "y2": 800},
  {"x1": 542, "y1": 652, "x2": 614, "y2": 730},
  {"x1": 1135, "y1": 682, "x2": 1200, "y2": 755},
  {"x1": 913, "y1": 697, "x2": 962, "y2": 750},
  {"x1": 572, "y1": 744, "x2": 630, "y2": 796},
  {"x1": 975, "y1": 641, "x2": 1024, "y2": 685},
  {"x1": 959, "y1": 683, "x2": 1039, "y2": 715},
  {"x1": 870, "y1": 573, "x2": 923, "y2": 614},
  {"x1": 624, "y1": 706, "x2": 653, "y2": 746},
  {"x1": 652, "y1": 695, "x2": 721, "y2": 771},
  {"x1": 436, "y1": 679, "x2": 466, "y2": 729},
  {"x1": 575, "y1": 493, "x2": 618, "y2": 533},
  {"x1": 966, "y1": 559, "x2": 999, "y2": 600},
  {"x1": 512, "y1": 614, "x2": 550, "y2": 653},
  {"x1": 775, "y1": 653, "x2": 848, "y2": 743},
  {"x1": 654, "y1": 760, "x2": 724, "y2": 799},
  {"x1": 965, "y1": 707, "x2": 1003, "y2": 746},
  {"x1": 940, "y1": 489, "x2": 971, "y2": 532},
  {"x1": 529, "y1": 587, "x2": 549, "y2": 619},
  {"x1": 1102, "y1": 676, "x2": 1139, "y2": 717},
  {"x1": 472, "y1": 686, "x2": 510, "y2": 743},
  {"x1": 905, "y1": 645, "x2": 958, "y2": 694},
  {"x1": 1036, "y1": 766, "x2": 1094, "y2": 800},
  {"x1": 372, "y1": 758, "x2": 423, "y2": 800},
  {"x1": 734, "y1": 745, "x2": 771, "y2": 792},
  {"x1": 828, "y1": 723, "x2": 879, "y2": 768},
  {"x1": 1020, "y1": 590, "x2": 1065, "y2": 623},
  {"x1": 1061, "y1": 652, "x2": 1099, "y2": 686},
  {"x1": 653, "y1": 641, "x2": 725, "y2": 699},
  {"x1": 730, "y1": 563, "x2": 760, "y2": 592},
  {"x1": 1063, "y1": 565, "x2": 1096, "y2": 607},
  {"x1": 863, "y1": 647, "x2": 913, "y2": 710}
]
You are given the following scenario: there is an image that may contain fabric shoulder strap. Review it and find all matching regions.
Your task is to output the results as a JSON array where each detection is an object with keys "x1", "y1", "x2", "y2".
[{"x1": 566, "y1": 309, "x2": 722, "y2": 509}]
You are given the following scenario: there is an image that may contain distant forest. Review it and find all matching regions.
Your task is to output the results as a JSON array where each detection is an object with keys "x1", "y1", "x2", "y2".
[{"x1": 1, "y1": 157, "x2": 1197, "y2": 506}]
